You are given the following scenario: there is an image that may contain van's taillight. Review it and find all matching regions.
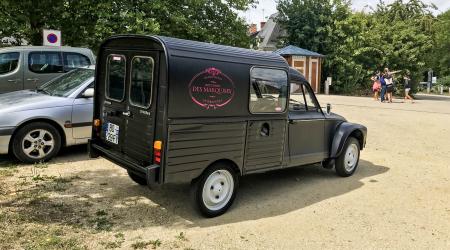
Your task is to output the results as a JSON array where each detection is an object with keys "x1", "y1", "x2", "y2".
[
  {"x1": 153, "y1": 140, "x2": 162, "y2": 164},
  {"x1": 94, "y1": 119, "x2": 101, "y2": 136}
]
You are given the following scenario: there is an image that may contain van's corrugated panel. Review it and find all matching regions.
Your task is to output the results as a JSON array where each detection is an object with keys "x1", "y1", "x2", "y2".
[
  {"x1": 166, "y1": 122, "x2": 246, "y2": 174},
  {"x1": 245, "y1": 120, "x2": 286, "y2": 170},
  {"x1": 156, "y1": 36, "x2": 288, "y2": 66}
]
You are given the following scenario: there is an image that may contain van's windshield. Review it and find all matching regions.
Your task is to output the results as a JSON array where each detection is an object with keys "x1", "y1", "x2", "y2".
[{"x1": 37, "y1": 68, "x2": 94, "y2": 97}]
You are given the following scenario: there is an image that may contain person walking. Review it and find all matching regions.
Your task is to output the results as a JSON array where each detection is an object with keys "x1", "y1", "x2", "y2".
[
  {"x1": 404, "y1": 73, "x2": 414, "y2": 103},
  {"x1": 380, "y1": 71, "x2": 387, "y2": 102},
  {"x1": 384, "y1": 68, "x2": 394, "y2": 103},
  {"x1": 371, "y1": 71, "x2": 381, "y2": 100}
]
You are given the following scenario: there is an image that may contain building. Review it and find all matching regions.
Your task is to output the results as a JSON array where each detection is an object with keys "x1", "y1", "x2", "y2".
[
  {"x1": 251, "y1": 13, "x2": 286, "y2": 51},
  {"x1": 274, "y1": 45, "x2": 325, "y2": 93}
]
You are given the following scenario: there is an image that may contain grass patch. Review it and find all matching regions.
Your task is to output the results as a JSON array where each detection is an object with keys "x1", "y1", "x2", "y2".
[
  {"x1": 89, "y1": 210, "x2": 114, "y2": 231},
  {"x1": 131, "y1": 239, "x2": 162, "y2": 249},
  {"x1": 176, "y1": 232, "x2": 188, "y2": 241},
  {"x1": 100, "y1": 232, "x2": 125, "y2": 249},
  {"x1": 0, "y1": 164, "x2": 18, "y2": 177}
]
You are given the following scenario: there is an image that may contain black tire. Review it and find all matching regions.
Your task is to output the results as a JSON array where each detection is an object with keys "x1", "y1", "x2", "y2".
[
  {"x1": 127, "y1": 171, "x2": 147, "y2": 185},
  {"x1": 191, "y1": 162, "x2": 239, "y2": 218},
  {"x1": 12, "y1": 122, "x2": 62, "y2": 164},
  {"x1": 335, "y1": 137, "x2": 360, "y2": 177}
]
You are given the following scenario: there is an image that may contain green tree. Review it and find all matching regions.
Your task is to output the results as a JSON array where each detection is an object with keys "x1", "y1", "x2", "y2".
[
  {"x1": 0, "y1": 0, "x2": 254, "y2": 51},
  {"x1": 429, "y1": 9, "x2": 450, "y2": 77}
]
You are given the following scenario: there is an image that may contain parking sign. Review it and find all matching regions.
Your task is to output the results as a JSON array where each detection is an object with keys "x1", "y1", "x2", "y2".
[{"x1": 43, "y1": 29, "x2": 61, "y2": 46}]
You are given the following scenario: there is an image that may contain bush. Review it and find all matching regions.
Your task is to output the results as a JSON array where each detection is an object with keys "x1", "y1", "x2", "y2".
[{"x1": 437, "y1": 76, "x2": 450, "y2": 87}]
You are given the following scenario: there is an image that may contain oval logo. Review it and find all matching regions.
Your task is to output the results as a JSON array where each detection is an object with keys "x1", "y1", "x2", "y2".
[{"x1": 188, "y1": 67, "x2": 235, "y2": 109}]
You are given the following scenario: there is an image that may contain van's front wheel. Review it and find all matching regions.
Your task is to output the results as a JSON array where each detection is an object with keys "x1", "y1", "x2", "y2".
[{"x1": 191, "y1": 163, "x2": 238, "y2": 217}]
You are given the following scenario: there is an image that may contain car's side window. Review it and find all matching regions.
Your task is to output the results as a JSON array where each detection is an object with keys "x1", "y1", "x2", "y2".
[
  {"x1": 289, "y1": 81, "x2": 319, "y2": 112},
  {"x1": 28, "y1": 52, "x2": 64, "y2": 74},
  {"x1": 106, "y1": 54, "x2": 126, "y2": 101},
  {"x1": 63, "y1": 52, "x2": 91, "y2": 71},
  {"x1": 0, "y1": 52, "x2": 20, "y2": 75},
  {"x1": 249, "y1": 67, "x2": 288, "y2": 113}
]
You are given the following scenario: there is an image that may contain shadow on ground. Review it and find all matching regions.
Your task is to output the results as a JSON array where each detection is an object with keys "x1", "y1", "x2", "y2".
[
  {"x1": 1, "y1": 159, "x2": 389, "y2": 232},
  {"x1": 415, "y1": 94, "x2": 450, "y2": 102},
  {"x1": 0, "y1": 144, "x2": 91, "y2": 166}
]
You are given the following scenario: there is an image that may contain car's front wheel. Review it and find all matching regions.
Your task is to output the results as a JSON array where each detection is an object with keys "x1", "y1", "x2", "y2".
[
  {"x1": 191, "y1": 163, "x2": 238, "y2": 217},
  {"x1": 335, "y1": 137, "x2": 360, "y2": 177},
  {"x1": 12, "y1": 122, "x2": 62, "y2": 164}
]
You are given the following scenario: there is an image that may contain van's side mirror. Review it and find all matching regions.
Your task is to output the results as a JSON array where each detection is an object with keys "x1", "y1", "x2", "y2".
[
  {"x1": 326, "y1": 103, "x2": 332, "y2": 115},
  {"x1": 82, "y1": 88, "x2": 94, "y2": 98}
]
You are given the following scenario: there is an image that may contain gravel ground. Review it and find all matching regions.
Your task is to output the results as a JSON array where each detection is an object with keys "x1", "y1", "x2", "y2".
[{"x1": 0, "y1": 94, "x2": 449, "y2": 249}]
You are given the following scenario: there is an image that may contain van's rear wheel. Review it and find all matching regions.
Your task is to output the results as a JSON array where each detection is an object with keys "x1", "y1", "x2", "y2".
[
  {"x1": 335, "y1": 137, "x2": 360, "y2": 177},
  {"x1": 191, "y1": 163, "x2": 238, "y2": 217},
  {"x1": 127, "y1": 171, "x2": 147, "y2": 185}
]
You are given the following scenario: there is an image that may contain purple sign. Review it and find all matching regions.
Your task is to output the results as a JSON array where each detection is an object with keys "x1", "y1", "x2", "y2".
[
  {"x1": 47, "y1": 33, "x2": 58, "y2": 44},
  {"x1": 189, "y1": 67, "x2": 235, "y2": 109}
]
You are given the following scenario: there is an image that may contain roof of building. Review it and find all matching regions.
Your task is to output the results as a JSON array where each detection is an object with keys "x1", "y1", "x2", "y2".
[{"x1": 273, "y1": 45, "x2": 325, "y2": 57}]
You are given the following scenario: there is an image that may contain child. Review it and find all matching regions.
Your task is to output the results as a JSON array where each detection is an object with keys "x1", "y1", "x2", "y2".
[{"x1": 371, "y1": 72, "x2": 381, "y2": 100}]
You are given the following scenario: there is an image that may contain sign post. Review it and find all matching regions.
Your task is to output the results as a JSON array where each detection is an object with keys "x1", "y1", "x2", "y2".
[{"x1": 43, "y1": 29, "x2": 61, "y2": 46}]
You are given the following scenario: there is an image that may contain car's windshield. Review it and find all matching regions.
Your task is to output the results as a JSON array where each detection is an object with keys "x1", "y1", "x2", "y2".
[{"x1": 37, "y1": 68, "x2": 94, "y2": 97}]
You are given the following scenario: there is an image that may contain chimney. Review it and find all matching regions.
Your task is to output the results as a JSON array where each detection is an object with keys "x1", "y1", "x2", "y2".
[
  {"x1": 249, "y1": 24, "x2": 257, "y2": 34},
  {"x1": 260, "y1": 22, "x2": 266, "y2": 30}
]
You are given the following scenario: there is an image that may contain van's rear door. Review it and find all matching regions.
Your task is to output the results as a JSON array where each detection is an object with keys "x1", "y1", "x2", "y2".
[{"x1": 100, "y1": 50, "x2": 158, "y2": 166}]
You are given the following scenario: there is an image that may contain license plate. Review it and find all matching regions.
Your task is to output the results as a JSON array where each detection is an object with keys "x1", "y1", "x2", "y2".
[{"x1": 105, "y1": 122, "x2": 119, "y2": 144}]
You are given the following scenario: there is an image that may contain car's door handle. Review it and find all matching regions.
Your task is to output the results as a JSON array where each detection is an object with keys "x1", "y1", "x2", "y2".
[
  {"x1": 7, "y1": 79, "x2": 19, "y2": 82},
  {"x1": 122, "y1": 111, "x2": 132, "y2": 117},
  {"x1": 27, "y1": 78, "x2": 39, "y2": 81}
]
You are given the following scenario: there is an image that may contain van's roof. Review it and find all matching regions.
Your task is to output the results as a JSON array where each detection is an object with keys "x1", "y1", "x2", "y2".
[
  {"x1": 102, "y1": 35, "x2": 288, "y2": 68},
  {"x1": 0, "y1": 46, "x2": 92, "y2": 52}
]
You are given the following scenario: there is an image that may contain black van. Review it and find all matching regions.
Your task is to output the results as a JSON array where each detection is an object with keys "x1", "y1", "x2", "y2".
[{"x1": 89, "y1": 35, "x2": 367, "y2": 217}]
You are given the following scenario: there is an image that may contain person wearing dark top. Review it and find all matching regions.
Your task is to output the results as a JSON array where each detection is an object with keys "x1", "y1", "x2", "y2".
[
  {"x1": 404, "y1": 73, "x2": 414, "y2": 103},
  {"x1": 384, "y1": 68, "x2": 394, "y2": 103}
]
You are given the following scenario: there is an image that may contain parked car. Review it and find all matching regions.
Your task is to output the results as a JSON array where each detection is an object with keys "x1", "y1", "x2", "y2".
[
  {"x1": 0, "y1": 46, "x2": 95, "y2": 93},
  {"x1": 0, "y1": 66, "x2": 95, "y2": 163},
  {"x1": 88, "y1": 35, "x2": 367, "y2": 217}
]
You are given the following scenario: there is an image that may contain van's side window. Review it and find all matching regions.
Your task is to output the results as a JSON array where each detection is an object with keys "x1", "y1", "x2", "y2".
[
  {"x1": 28, "y1": 52, "x2": 63, "y2": 74},
  {"x1": 289, "y1": 81, "x2": 319, "y2": 112},
  {"x1": 129, "y1": 56, "x2": 154, "y2": 108},
  {"x1": 106, "y1": 54, "x2": 126, "y2": 101},
  {"x1": 249, "y1": 67, "x2": 288, "y2": 113},
  {"x1": 0, "y1": 52, "x2": 20, "y2": 74},
  {"x1": 63, "y1": 52, "x2": 90, "y2": 71}
]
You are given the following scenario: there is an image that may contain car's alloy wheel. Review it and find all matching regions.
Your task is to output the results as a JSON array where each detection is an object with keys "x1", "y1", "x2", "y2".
[
  {"x1": 12, "y1": 122, "x2": 62, "y2": 164},
  {"x1": 22, "y1": 129, "x2": 55, "y2": 160},
  {"x1": 192, "y1": 163, "x2": 238, "y2": 217}
]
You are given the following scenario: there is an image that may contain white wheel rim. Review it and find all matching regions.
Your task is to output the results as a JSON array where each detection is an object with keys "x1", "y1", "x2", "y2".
[
  {"x1": 202, "y1": 170, "x2": 234, "y2": 211},
  {"x1": 22, "y1": 129, "x2": 55, "y2": 159},
  {"x1": 344, "y1": 143, "x2": 359, "y2": 172}
]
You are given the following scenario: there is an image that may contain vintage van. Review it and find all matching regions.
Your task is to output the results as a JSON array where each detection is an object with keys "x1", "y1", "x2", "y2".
[{"x1": 88, "y1": 35, "x2": 367, "y2": 217}]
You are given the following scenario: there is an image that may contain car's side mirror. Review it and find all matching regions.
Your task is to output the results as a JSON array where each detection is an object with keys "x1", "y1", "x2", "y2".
[
  {"x1": 326, "y1": 103, "x2": 332, "y2": 115},
  {"x1": 82, "y1": 88, "x2": 94, "y2": 98}
]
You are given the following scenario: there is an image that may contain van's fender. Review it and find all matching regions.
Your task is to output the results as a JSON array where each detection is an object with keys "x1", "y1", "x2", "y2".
[{"x1": 330, "y1": 122, "x2": 367, "y2": 158}]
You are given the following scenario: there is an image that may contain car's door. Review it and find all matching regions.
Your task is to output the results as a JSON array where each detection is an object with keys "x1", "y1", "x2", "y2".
[
  {"x1": 25, "y1": 50, "x2": 64, "y2": 89},
  {"x1": 287, "y1": 80, "x2": 326, "y2": 167},
  {"x1": 0, "y1": 51, "x2": 23, "y2": 93},
  {"x1": 72, "y1": 82, "x2": 94, "y2": 139}
]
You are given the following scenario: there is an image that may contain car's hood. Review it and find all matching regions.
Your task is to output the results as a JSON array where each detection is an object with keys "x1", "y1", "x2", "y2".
[{"x1": 0, "y1": 90, "x2": 73, "y2": 113}]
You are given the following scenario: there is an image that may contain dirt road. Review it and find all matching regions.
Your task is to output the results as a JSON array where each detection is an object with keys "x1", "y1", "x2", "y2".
[{"x1": 1, "y1": 95, "x2": 449, "y2": 249}]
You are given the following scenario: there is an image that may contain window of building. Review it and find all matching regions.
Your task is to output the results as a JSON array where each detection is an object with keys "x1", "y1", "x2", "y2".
[{"x1": 249, "y1": 67, "x2": 288, "y2": 113}]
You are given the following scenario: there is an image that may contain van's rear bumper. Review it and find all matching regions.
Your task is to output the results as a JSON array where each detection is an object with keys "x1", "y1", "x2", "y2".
[{"x1": 88, "y1": 139, "x2": 160, "y2": 184}]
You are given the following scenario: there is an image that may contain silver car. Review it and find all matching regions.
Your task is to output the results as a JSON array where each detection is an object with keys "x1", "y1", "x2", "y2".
[{"x1": 0, "y1": 67, "x2": 94, "y2": 163}]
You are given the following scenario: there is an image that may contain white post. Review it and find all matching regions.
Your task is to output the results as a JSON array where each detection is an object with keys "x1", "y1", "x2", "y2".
[
  {"x1": 325, "y1": 77, "x2": 332, "y2": 95},
  {"x1": 440, "y1": 85, "x2": 444, "y2": 95}
]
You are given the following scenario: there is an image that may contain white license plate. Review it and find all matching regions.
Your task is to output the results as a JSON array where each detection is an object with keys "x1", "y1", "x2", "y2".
[{"x1": 105, "y1": 122, "x2": 119, "y2": 144}]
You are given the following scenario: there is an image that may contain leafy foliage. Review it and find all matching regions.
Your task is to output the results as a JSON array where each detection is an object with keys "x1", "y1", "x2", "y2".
[
  {"x1": 0, "y1": 0, "x2": 254, "y2": 51},
  {"x1": 278, "y1": 0, "x2": 437, "y2": 93},
  {"x1": 429, "y1": 9, "x2": 450, "y2": 78}
]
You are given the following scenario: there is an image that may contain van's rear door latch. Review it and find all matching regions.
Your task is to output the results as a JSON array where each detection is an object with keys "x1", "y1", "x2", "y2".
[{"x1": 122, "y1": 111, "x2": 132, "y2": 117}]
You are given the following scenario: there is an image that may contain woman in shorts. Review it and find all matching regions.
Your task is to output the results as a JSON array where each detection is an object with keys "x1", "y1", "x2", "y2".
[
  {"x1": 404, "y1": 73, "x2": 414, "y2": 103},
  {"x1": 384, "y1": 68, "x2": 394, "y2": 103}
]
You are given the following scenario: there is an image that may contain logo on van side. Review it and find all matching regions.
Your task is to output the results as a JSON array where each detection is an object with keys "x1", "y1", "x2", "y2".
[{"x1": 189, "y1": 67, "x2": 235, "y2": 109}]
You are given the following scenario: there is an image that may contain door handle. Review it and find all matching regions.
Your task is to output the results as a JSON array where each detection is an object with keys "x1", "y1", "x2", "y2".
[
  {"x1": 122, "y1": 111, "x2": 132, "y2": 117},
  {"x1": 7, "y1": 79, "x2": 19, "y2": 82},
  {"x1": 27, "y1": 78, "x2": 39, "y2": 81}
]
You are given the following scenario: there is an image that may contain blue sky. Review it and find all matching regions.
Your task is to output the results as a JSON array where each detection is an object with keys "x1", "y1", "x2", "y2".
[{"x1": 241, "y1": 0, "x2": 450, "y2": 28}]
